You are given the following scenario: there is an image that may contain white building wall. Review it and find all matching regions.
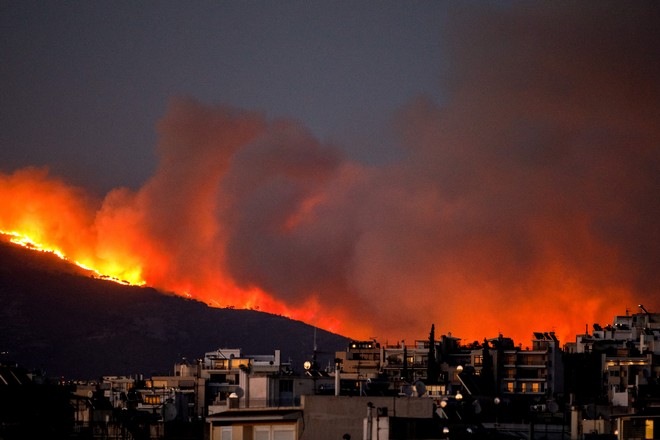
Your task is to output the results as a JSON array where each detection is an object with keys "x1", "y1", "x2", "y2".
[{"x1": 249, "y1": 376, "x2": 269, "y2": 407}]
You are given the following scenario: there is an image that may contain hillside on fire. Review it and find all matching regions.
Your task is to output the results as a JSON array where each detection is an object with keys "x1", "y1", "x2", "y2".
[{"x1": 0, "y1": 237, "x2": 349, "y2": 379}]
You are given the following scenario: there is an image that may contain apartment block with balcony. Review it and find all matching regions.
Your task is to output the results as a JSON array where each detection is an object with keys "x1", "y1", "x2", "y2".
[
  {"x1": 499, "y1": 332, "x2": 563, "y2": 398},
  {"x1": 201, "y1": 348, "x2": 329, "y2": 440},
  {"x1": 381, "y1": 340, "x2": 432, "y2": 386},
  {"x1": 603, "y1": 352, "x2": 654, "y2": 407},
  {"x1": 335, "y1": 340, "x2": 382, "y2": 380},
  {"x1": 176, "y1": 348, "x2": 306, "y2": 413},
  {"x1": 569, "y1": 309, "x2": 660, "y2": 355}
]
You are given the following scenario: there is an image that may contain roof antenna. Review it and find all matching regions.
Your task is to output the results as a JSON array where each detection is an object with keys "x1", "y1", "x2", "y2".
[
  {"x1": 639, "y1": 304, "x2": 650, "y2": 314},
  {"x1": 311, "y1": 326, "x2": 318, "y2": 371},
  {"x1": 314, "y1": 326, "x2": 318, "y2": 353}
]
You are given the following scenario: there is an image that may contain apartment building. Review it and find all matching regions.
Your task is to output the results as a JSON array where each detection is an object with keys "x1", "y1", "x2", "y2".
[
  {"x1": 335, "y1": 340, "x2": 382, "y2": 380},
  {"x1": 381, "y1": 340, "x2": 431, "y2": 385},
  {"x1": 173, "y1": 348, "x2": 323, "y2": 413},
  {"x1": 498, "y1": 332, "x2": 563, "y2": 398}
]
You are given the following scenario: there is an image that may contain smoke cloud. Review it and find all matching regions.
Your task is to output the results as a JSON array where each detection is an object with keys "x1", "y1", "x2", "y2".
[{"x1": 2, "y1": 3, "x2": 659, "y2": 344}]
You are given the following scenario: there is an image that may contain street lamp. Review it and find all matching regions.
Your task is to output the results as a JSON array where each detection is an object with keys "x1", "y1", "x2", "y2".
[{"x1": 334, "y1": 358, "x2": 342, "y2": 396}]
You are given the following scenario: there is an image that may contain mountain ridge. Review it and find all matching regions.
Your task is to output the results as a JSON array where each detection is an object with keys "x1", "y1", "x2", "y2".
[{"x1": 0, "y1": 237, "x2": 350, "y2": 379}]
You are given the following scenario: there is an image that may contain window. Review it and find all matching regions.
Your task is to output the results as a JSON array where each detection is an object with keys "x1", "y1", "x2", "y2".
[
  {"x1": 233, "y1": 359, "x2": 250, "y2": 369},
  {"x1": 506, "y1": 382, "x2": 514, "y2": 392},
  {"x1": 273, "y1": 427, "x2": 295, "y2": 440},
  {"x1": 214, "y1": 359, "x2": 228, "y2": 369},
  {"x1": 387, "y1": 355, "x2": 401, "y2": 363},
  {"x1": 279, "y1": 380, "x2": 293, "y2": 393},
  {"x1": 531, "y1": 383, "x2": 540, "y2": 393},
  {"x1": 254, "y1": 427, "x2": 270, "y2": 440},
  {"x1": 253, "y1": 426, "x2": 295, "y2": 440},
  {"x1": 220, "y1": 427, "x2": 232, "y2": 440},
  {"x1": 357, "y1": 353, "x2": 378, "y2": 361},
  {"x1": 142, "y1": 395, "x2": 161, "y2": 404},
  {"x1": 210, "y1": 374, "x2": 227, "y2": 383}
]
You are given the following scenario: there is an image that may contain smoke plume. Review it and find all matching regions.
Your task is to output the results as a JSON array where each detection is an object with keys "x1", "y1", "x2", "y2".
[{"x1": 2, "y1": 3, "x2": 659, "y2": 344}]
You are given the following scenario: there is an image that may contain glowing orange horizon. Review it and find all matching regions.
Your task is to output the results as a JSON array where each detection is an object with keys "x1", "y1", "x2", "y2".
[
  {"x1": 1, "y1": 142, "x2": 653, "y2": 349},
  {"x1": 1, "y1": 227, "x2": 631, "y2": 350},
  {"x1": 0, "y1": 227, "x2": 348, "y2": 332},
  {"x1": 1, "y1": 230, "x2": 145, "y2": 286}
]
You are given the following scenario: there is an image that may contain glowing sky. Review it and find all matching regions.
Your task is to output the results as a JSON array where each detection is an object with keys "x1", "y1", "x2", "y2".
[{"x1": 1, "y1": 1, "x2": 659, "y2": 346}]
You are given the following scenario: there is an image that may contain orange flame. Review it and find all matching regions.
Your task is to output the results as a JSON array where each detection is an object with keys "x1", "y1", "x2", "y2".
[
  {"x1": 0, "y1": 166, "x2": 345, "y2": 335},
  {"x1": 0, "y1": 168, "x2": 144, "y2": 286},
  {"x1": 2, "y1": 91, "x2": 658, "y2": 347},
  {"x1": 0, "y1": 229, "x2": 137, "y2": 286}
]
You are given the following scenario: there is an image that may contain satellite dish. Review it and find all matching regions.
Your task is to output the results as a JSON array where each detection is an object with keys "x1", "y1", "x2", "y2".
[
  {"x1": 87, "y1": 390, "x2": 93, "y2": 398},
  {"x1": 304, "y1": 361, "x2": 312, "y2": 370},
  {"x1": 472, "y1": 400, "x2": 482, "y2": 414},
  {"x1": 234, "y1": 387, "x2": 244, "y2": 398},
  {"x1": 161, "y1": 403, "x2": 177, "y2": 422},
  {"x1": 401, "y1": 385, "x2": 413, "y2": 397},
  {"x1": 414, "y1": 381, "x2": 427, "y2": 397},
  {"x1": 547, "y1": 400, "x2": 559, "y2": 413}
]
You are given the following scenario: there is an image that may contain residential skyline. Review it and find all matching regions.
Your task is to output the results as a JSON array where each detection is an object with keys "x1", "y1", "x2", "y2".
[{"x1": 3, "y1": 305, "x2": 659, "y2": 439}]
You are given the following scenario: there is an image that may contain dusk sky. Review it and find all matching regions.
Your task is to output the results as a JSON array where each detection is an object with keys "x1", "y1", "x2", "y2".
[
  {"x1": 2, "y1": 1, "x2": 446, "y2": 193},
  {"x1": 1, "y1": 1, "x2": 659, "y2": 345}
]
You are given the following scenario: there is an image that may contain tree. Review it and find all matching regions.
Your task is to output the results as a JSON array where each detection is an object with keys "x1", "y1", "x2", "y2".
[
  {"x1": 427, "y1": 324, "x2": 439, "y2": 384},
  {"x1": 481, "y1": 338, "x2": 495, "y2": 396},
  {"x1": 402, "y1": 344, "x2": 409, "y2": 383}
]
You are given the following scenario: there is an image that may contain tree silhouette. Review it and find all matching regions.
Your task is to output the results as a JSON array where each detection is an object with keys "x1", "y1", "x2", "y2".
[
  {"x1": 481, "y1": 338, "x2": 495, "y2": 396},
  {"x1": 402, "y1": 344, "x2": 409, "y2": 383},
  {"x1": 426, "y1": 324, "x2": 439, "y2": 384}
]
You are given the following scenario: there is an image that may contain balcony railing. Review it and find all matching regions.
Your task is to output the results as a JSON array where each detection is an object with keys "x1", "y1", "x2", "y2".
[{"x1": 211, "y1": 396, "x2": 302, "y2": 411}]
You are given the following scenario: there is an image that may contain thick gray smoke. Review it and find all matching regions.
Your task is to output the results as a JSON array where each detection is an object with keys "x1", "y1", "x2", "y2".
[{"x1": 3, "y1": 3, "x2": 658, "y2": 344}]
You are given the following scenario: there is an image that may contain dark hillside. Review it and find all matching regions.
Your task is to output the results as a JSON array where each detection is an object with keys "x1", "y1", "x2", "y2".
[{"x1": 0, "y1": 237, "x2": 349, "y2": 379}]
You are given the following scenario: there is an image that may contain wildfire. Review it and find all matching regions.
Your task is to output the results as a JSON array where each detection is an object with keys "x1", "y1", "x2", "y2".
[
  {"x1": 0, "y1": 165, "x2": 348, "y2": 337},
  {"x1": 3, "y1": 66, "x2": 658, "y2": 346},
  {"x1": 0, "y1": 225, "x2": 345, "y2": 334},
  {"x1": 1, "y1": 230, "x2": 143, "y2": 286}
]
